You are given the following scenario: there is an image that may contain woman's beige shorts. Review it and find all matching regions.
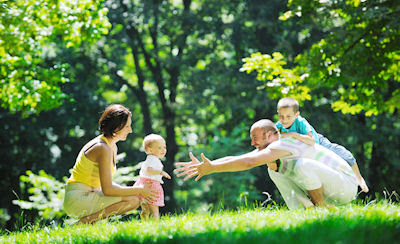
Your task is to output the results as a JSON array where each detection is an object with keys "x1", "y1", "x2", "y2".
[{"x1": 63, "y1": 182, "x2": 122, "y2": 219}]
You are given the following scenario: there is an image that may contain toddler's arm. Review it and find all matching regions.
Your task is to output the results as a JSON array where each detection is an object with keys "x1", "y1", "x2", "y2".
[
  {"x1": 281, "y1": 131, "x2": 315, "y2": 145},
  {"x1": 146, "y1": 167, "x2": 171, "y2": 179}
]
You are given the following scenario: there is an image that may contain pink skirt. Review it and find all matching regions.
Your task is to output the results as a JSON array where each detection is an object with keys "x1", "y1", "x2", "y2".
[{"x1": 133, "y1": 177, "x2": 164, "y2": 207}]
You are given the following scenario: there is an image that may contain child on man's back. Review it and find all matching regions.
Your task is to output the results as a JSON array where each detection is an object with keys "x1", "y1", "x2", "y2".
[{"x1": 275, "y1": 97, "x2": 369, "y2": 193}]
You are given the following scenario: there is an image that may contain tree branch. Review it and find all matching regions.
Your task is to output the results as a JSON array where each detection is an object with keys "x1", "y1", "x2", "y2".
[{"x1": 120, "y1": 0, "x2": 157, "y2": 74}]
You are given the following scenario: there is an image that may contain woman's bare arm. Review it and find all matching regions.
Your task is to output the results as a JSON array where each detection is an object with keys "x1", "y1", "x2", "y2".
[{"x1": 85, "y1": 144, "x2": 157, "y2": 202}]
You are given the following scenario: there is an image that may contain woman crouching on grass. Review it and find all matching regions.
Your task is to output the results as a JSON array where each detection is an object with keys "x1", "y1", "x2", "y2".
[{"x1": 63, "y1": 104, "x2": 157, "y2": 224}]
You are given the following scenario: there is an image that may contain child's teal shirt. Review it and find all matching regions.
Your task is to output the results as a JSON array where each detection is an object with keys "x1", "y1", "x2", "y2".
[{"x1": 276, "y1": 116, "x2": 319, "y2": 144}]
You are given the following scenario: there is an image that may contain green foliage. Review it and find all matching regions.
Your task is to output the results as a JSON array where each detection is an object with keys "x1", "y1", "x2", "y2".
[
  {"x1": 0, "y1": 0, "x2": 110, "y2": 116},
  {"x1": 0, "y1": 208, "x2": 10, "y2": 229},
  {"x1": 240, "y1": 52, "x2": 311, "y2": 102},
  {"x1": 288, "y1": 0, "x2": 400, "y2": 115},
  {"x1": 11, "y1": 160, "x2": 141, "y2": 223},
  {"x1": 243, "y1": 0, "x2": 400, "y2": 116},
  {"x1": 1, "y1": 203, "x2": 400, "y2": 243},
  {"x1": 12, "y1": 170, "x2": 66, "y2": 221}
]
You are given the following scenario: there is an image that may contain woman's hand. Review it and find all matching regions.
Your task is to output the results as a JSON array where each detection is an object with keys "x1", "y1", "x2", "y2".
[
  {"x1": 140, "y1": 184, "x2": 158, "y2": 203},
  {"x1": 174, "y1": 152, "x2": 212, "y2": 181}
]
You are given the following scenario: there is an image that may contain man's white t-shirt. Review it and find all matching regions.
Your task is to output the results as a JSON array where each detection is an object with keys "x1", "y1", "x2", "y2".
[
  {"x1": 267, "y1": 137, "x2": 356, "y2": 184},
  {"x1": 139, "y1": 155, "x2": 164, "y2": 183}
]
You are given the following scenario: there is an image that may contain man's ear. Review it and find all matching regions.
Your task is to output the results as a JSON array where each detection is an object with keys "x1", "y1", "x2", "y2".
[
  {"x1": 266, "y1": 130, "x2": 278, "y2": 143},
  {"x1": 295, "y1": 111, "x2": 300, "y2": 117}
]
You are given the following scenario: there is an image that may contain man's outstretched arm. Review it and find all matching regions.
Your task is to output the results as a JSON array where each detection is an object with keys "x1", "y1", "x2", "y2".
[{"x1": 175, "y1": 149, "x2": 290, "y2": 181}]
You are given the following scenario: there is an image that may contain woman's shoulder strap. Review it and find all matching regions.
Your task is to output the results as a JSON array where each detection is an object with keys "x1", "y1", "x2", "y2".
[{"x1": 84, "y1": 136, "x2": 108, "y2": 155}]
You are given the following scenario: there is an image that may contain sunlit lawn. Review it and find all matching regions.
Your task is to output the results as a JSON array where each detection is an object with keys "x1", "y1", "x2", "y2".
[{"x1": 1, "y1": 203, "x2": 400, "y2": 243}]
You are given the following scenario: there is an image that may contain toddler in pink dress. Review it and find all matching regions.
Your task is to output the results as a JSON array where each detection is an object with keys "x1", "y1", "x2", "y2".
[{"x1": 134, "y1": 134, "x2": 171, "y2": 219}]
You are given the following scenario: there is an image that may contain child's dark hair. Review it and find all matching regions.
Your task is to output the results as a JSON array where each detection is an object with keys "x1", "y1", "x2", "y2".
[
  {"x1": 277, "y1": 97, "x2": 299, "y2": 113},
  {"x1": 99, "y1": 104, "x2": 132, "y2": 137}
]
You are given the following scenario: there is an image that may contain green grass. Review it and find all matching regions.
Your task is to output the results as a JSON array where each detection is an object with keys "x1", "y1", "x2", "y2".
[{"x1": 1, "y1": 203, "x2": 400, "y2": 243}]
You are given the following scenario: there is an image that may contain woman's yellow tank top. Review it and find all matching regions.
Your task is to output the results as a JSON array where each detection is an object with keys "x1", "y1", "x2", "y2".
[{"x1": 67, "y1": 136, "x2": 116, "y2": 188}]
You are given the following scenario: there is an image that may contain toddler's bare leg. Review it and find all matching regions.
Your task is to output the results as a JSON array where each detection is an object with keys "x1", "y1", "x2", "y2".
[
  {"x1": 149, "y1": 205, "x2": 160, "y2": 220},
  {"x1": 140, "y1": 202, "x2": 150, "y2": 220}
]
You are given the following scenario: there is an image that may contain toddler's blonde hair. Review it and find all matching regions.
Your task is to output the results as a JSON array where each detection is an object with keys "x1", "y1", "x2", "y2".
[{"x1": 143, "y1": 134, "x2": 165, "y2": 154}]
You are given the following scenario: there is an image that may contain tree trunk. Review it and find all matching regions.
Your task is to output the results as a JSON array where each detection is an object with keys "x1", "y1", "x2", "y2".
[{"x1": 162, "y1": 108, "x2": 178, "y2": 213}]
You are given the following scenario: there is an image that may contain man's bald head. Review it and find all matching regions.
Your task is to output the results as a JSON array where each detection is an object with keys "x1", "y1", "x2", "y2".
[
  {"x1": 250, "y1": 119, "x2": 278, "y2": 134},
  {"x1": 250, "y1": 119, "x2": 279, "y2": 150}
]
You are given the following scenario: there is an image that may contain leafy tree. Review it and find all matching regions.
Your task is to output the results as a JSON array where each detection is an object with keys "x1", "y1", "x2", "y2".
[
  {"x1": 240, "y1": 52, "x2": 311, "y2": 103},
  {"x1": 242, "y1": 0, "x2": 400, "y2": 116},
  {"x1": 0, "y1": 0, "x2": 110, "y2": 116},
  {"x1": 0, "y1": 48, "x2": 113, "y2": 230}
]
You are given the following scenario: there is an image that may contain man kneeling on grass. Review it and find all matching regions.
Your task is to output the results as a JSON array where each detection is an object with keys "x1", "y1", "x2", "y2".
[{"x1": 175, "y1": 119, "x2": 365, "y2": 209}]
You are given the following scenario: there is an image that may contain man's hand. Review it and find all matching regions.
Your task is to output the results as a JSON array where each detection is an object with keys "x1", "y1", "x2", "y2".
[
  {"x1": 174, "y1": 152, "x2": 212, "y2": 181},
  {"x1": 174, "y1": 152, "x2": 200, "y2": 178}
]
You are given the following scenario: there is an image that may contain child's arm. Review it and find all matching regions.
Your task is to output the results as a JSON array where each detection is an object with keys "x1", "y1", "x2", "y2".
[
  {"x1": 145, "y1": 167, "x2": 171, "y2": 179},
  {"x1": 280, "y1": 131, "x2": 315, "y2": 145},
  {"x1": 351, "y1": 163, "x2": 369, "y2": 193}
]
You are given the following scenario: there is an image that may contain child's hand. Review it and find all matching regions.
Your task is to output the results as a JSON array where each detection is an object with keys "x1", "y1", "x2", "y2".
[
  {"x1": 161, "y1": 171, "x2": 171, "y2": 179},
  {"x1": 357, "y1": 177, "x2": 369, "y2": 193},
  {"x1": 280, "y1": 133, "x2": 292, "y2": 139}
]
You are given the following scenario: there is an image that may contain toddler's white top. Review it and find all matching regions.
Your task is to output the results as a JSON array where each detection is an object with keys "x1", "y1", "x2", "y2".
[{"x1": 139, "y1": 155, "x2": 164, "y2": 183}]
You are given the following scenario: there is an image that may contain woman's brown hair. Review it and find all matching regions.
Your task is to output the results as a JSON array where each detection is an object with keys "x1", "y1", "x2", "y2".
[{"x1": 99, "y1": 104, "x2": 132, "y2": 137}]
